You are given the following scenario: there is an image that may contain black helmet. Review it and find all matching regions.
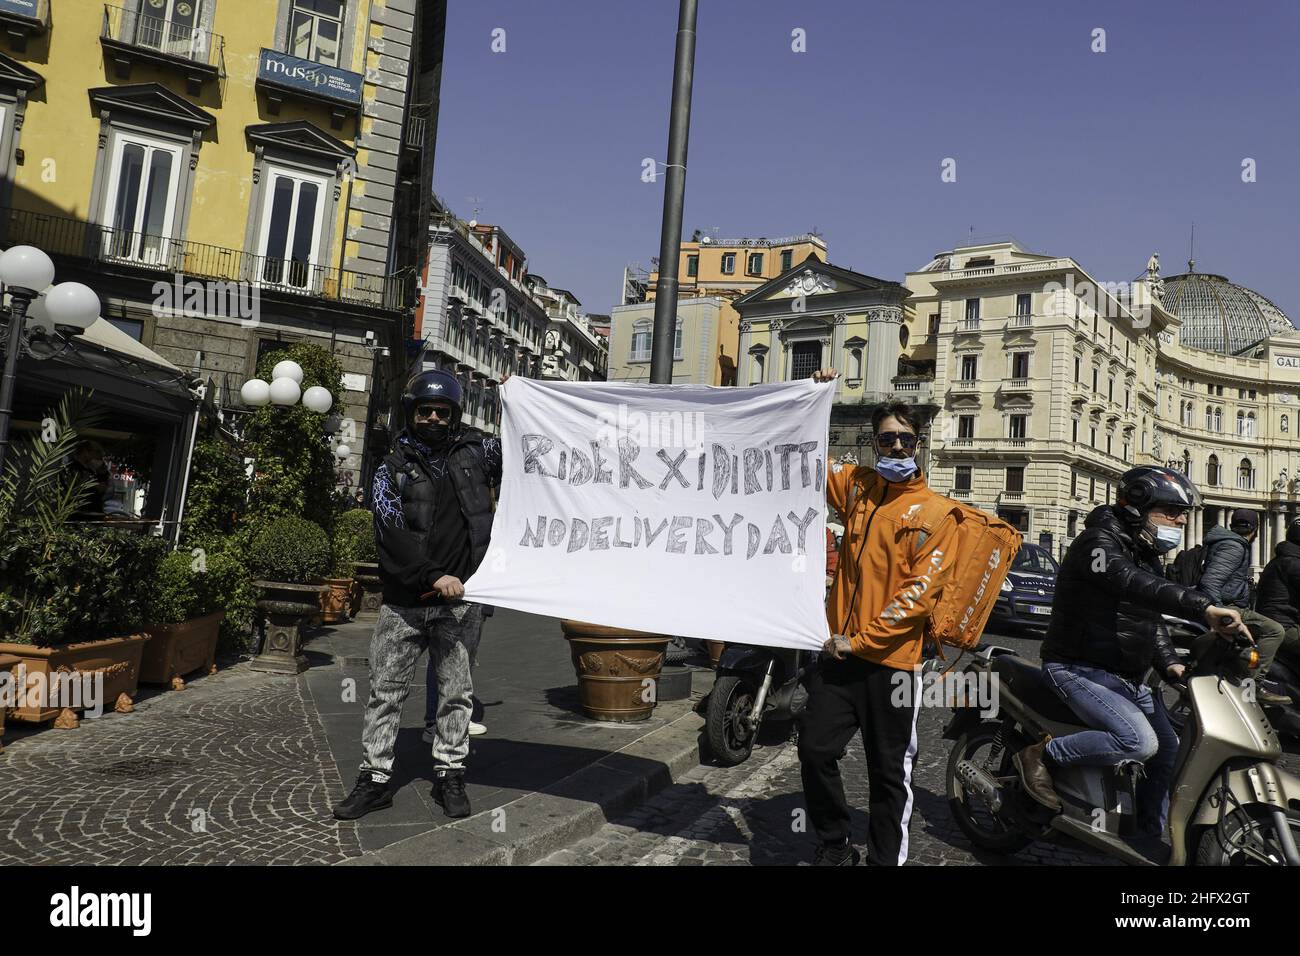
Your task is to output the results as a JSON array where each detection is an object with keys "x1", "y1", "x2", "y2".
[
  {"x1": 402, "y1": 369, "x2": 463, "y2": 426},
  {"x1": 1116, "y1": 466, "x2": 1201, "y2": 524}
]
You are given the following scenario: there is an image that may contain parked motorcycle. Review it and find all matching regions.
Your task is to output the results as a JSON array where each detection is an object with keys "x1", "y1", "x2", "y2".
[
  {"x1": 705, "y1": 644, "x2": 814, "y2": 766},
  {"x1": 944, "y1": 626, "x2": 1300, "y2": 866}
]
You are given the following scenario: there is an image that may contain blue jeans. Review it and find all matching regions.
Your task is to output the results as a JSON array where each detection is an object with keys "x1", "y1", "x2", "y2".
[{"x1": 1042, "y1": 661, "x2": 1178, "y2": 837}]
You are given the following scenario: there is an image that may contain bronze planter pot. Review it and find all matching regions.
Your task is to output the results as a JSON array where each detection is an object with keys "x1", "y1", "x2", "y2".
[
  {"x1": 320, "y1": 578, "x2": 353, "y2": 624},
  {"x1": 560, "y1": 620, "x2": 671, "y2": 722},
  {"x1": 252, "y1": 581, "x2": 329, "y2": 675},
  {"x1": 352, "y1": 562, "x2": 383, "y2": 615},
  {"x1": 0, "y1": 634, "x2": 150, "y2": 727},
  {"x1": 140, "y1": 611, "x2": 225, "y2": 689}
]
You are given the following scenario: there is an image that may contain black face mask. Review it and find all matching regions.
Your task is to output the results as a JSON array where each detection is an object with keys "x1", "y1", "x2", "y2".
[{"x1": 414, "y1": 421, "x2": 450, "y2": 449}]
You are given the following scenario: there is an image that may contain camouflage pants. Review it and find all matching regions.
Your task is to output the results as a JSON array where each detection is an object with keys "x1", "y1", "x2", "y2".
[{"x1": 360, "y1": 602, "x2": 483, "y2": 782}]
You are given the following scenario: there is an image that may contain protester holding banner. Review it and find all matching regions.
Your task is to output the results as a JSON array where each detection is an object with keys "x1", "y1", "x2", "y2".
[
  {"x1": 799, "y1": 370, "x2": 962, "y2": 866},
  {"x1": 332, "y1": 369, "x2": 502, "y2": 822}
]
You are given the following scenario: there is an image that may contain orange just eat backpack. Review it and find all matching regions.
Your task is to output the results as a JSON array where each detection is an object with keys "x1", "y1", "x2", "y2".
[{"x1": 924, "y1": 500, "x2": 1022, "y2": 652}]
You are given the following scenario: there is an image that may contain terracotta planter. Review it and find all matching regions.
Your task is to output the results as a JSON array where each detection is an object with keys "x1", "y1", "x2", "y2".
[
  {"x1": 252, "y1": 580, "x2": 329, "y2": 675},
  {"x1": 560, "y1": 620, "x2": 671, "y2": 722},
  {"x1": 0, "y1": 634, "x2": 149, "y2": 726},
  {"x1": 320, "y1": 578, "x2": 353, "y2": 624},
  {"x1": 353, "y1": 561, "x2": 383, "y2": 615},
  {"x1": 140, "y1": 611, "x2": 225, "y2": 689},
  {"x1": 705, "y1": 641, "x2": 726, "y2": 667},
  {"x1": 0, "y1": 653, "x2": 21, "y2": 751}
]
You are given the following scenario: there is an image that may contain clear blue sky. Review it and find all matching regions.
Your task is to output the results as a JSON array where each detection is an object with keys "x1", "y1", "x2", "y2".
[{"x1": 433, "y1": 0, "x2": 1300, "y2": 319}]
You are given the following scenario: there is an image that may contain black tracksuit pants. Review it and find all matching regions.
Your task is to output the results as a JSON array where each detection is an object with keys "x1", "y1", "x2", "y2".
[{"x1": 797, "y1": 654, "x2": 922, "y2": 865}]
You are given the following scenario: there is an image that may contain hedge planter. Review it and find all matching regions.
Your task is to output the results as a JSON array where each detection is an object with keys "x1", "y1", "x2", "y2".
[
  {"x1": 251, "y1": 581, "x2": 329, "y2": 675},
  {"x1": 140, "y1": 611, "x2": 225, "y2": 690},
  {"x1": 0, "y1": 634, "x2": 149, "y2": 728},
  {"x1": 353, "y1": 562, "x2": 383, "y2": 615},
  {"x1": 320, "y1": 578, "x2": 353, "y2": 625},
  {"x1": 0, "y1": 653, "x2": 21, "y2": 752},
  {"x1": 560, "y1": 620, "x2": 672, "y2": 722}
]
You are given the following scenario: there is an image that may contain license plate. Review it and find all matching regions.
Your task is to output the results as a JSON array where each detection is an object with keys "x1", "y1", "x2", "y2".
[{"x1": 1028, "y1": 605, "x2": 1053, "y2": 616}]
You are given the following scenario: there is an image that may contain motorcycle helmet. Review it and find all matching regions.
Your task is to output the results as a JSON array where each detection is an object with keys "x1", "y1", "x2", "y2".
[
  {"x1": 401, "y1": 369, "x2": 463, "y2": 428},
  {"x1": 1116, "y1": 466, "x2": 1201, "y2": 525}
]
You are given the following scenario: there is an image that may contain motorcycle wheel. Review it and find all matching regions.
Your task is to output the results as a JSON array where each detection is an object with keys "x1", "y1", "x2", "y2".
[
  {"x1": 706, "y1": 674, "x2": 757, "y2": 766},
  {"x1": 1196, "y1": 805, "x2": 1300, "y2": 866},
  {"x1": 945, "y1": 719, "x2": 1035, "y2": 854}
]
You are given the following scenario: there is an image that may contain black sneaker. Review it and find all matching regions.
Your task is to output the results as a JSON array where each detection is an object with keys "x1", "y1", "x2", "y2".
[
  {"x1": 812, "y1": 839, "x2": 860, "y2": 866},
  {"x1": 333, "y1": 771, "x2": 393, "y2": 820},
  {"x1": 432, "y1": 768, "x2": 471, "y2": 818}
]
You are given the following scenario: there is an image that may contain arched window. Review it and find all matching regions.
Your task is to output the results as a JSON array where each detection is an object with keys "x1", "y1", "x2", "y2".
[
  {"x1": 1237, "y1": 410, "x2": 1246, "y2": 436},
  {"x1": 1207, "y1": 454, "x2": 1220, "y2": 486},
  {"x1": 1205, "y1": 406, "x2": 1213, "y2": 430},
  {"x1": 1214, "y1": 407, "x2": 1222, "y2": 432},
  {"x1": 899, "y1": 325, "x2": 910, "y2": 349},
  {"x1": 1283, "y1": 414, "x2": 1290, "y2": 434},
  {"x1": 1238, "y1": 458, "x2": 1255, "y2": 491},
  {"x1": 1182, "y1": 450, "x2": 1192, "y2": 476},
  {"x1": 1246, "y1": 412, "x2": 1256, "y2": 438}
]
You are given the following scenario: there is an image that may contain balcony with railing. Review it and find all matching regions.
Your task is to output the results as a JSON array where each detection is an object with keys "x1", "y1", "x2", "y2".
[
  {"x1": 1, "y1": 206, "x2": 408, "y2": 312},
  {"x1": 935, "y1": 257, "x2": 1073, "y2": 284},
  {"x1": 951, "y1": 378, "x2": 979, "y2": 393},
  {"x1": 101, "y1": 4, "x2": 224, "y2": 95},
  {"x1": 0, "y1": 0, "x2": 49, "y2": 51},
  {"x1": 1001, "y1": 378, "x2": 1032, "y2": 393}
]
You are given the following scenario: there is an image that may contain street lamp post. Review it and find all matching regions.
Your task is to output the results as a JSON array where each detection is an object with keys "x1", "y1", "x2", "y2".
[{"x1": 0, "y1": 245, "x2": 100, "y2": 474}]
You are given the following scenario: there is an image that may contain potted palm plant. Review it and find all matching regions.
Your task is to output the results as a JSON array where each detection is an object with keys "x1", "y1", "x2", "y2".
[
  {"x1": 0, "y1": 392, "x2": 166, "y2": 728},
  {"x1": 247, "y1": 515, "x2": 331, "y2": 674}
]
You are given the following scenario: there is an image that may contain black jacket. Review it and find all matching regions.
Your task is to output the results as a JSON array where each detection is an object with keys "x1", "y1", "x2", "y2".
[
  {"x1": 1256, "y1": 541, "x2": 1300, "y2": 630},
  {"x1": 374, "y1": 427, "x2": 501, "y2": 607},
  {"x1": 1198, "y1": 525, "x2": 1253, "y2": 607},
  {"x1": 1042, "y1": 505, "x2": 1212, "y2": 679}
]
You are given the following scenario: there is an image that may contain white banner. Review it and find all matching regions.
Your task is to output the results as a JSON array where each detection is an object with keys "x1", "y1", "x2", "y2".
[{"x1": 463, "y1": 377, "x2": 834, "y2": 650}]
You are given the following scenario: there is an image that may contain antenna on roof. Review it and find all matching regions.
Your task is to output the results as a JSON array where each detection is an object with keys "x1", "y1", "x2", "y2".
[
  {"x1": 467, "y1": 196, "x2": 483, "y2": 221},
  {"x1": 1188, "y1": 222, "x2": 1196, "y2": 273}
]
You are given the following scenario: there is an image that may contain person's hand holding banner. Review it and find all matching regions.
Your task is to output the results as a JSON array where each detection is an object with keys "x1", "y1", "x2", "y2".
[{"x1": 463, "y1": 377, "x2": 835, "y2": 650}]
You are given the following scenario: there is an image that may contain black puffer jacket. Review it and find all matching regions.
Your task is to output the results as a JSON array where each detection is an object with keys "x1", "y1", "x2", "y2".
[
  {"x1": 1256, "y1": 541, "x2": 1300, "y2": 630},
  {"x1": 1043, "y1": 505, "x2": 1212, "y2": 679}
]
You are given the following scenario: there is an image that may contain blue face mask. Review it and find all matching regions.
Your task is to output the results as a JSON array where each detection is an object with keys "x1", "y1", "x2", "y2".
[
  {"x1": 1151, "y1": 524, "x2": 1184, "y2": 554},
  {"x1": 875, "y1": 455, "x2": 919, "y2": 483}
]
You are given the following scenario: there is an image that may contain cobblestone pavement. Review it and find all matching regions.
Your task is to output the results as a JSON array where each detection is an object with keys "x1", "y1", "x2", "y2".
[
  {"x1": 0, "y1": 663, "x2": 360, "y2": 866},
  {"x1": 539, "y1": 631, "x2": 1300, "y2": 866}
]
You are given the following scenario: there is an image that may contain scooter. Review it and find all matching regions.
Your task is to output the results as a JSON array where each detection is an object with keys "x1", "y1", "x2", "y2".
[
  {"x1": 705, "y1": 644, "x2": 815, "y2": 766},
  {"x1": 943, "y1": 625, "x2": 1300, "y2": 865},
  {"x1": 1156, "y1": 615, "x2": 1300, "y2": 741}
]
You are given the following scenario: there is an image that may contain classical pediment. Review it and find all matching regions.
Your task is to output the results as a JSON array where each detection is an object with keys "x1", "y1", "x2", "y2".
[
  {"x1": 88, "y1": 83, "x2": 214, "y2": 131},
  {"x1": 732, "y1": 256, "x2": 905, "y2": 309},
  {"x1": 245, "y1": 120, "x2": 355, "y2": 162},
  {"x1": 0, "y1": 51, "x2": 42, "y2": 93}
]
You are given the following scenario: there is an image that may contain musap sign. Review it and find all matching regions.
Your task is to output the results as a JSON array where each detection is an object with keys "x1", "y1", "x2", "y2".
[{"x1": 463, "y1": 378, "x2": 835, "y2": 650}]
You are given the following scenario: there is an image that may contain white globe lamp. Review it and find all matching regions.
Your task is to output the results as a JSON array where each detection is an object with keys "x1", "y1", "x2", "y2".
[
  {"x1": 302, "y1": 385, "x2": 333, "y2": 414},
  {"x1": 335, "y1": 443, "x2": 352, "y2": 460},
  {"x1": 0, "y1": 245, "x2": 55, "y2": 293},
  {"x1": 269, "y1": 377, "x2": 301, "y2": 406},
  {"x1": 272, "y1": 360, "x2": 304, "y2": 384},
  {"x1": 43, "y1": 282, "x2": 101, "y2": 331},
  {"x1": 241, "y1": 379, "x2": 272, "y2": 406}
]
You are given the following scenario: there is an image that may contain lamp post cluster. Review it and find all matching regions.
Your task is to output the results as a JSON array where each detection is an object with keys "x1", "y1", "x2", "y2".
[
  {"x1": 239, "y1": 361, "x2": 351, "y2": 461},
  {"x1": 0, "y1": 245, "x2": 103, "y2": 474}
]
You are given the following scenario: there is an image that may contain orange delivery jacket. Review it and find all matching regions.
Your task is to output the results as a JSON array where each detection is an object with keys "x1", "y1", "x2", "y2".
[{"x1": 825, "y1": 462, "x2": 962, "y2": 670}]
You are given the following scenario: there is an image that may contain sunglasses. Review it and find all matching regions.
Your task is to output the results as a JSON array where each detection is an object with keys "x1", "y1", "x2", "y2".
[
  {"x1": 874, "y1": 431, "x2": 919, "y2": 450},
  {"x1": 416, "y1": 404, "x2": 454, "y2": 420}
]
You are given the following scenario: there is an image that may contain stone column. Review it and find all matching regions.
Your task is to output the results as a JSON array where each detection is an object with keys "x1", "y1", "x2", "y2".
[
  {"x1": 1274, "y1": 508, "x2": 1285, "y2": 554},
  {"x1": 1251, "y1": 511, "x2": 1262, "y2": 568},
  {"x1": 864, "y1": 306, "x2": 903, "y2": 399}
]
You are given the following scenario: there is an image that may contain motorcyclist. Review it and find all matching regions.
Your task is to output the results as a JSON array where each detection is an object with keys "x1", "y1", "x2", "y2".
[{"x1": 1013, "y1": 466, "x2": 1249, "y2": 850}]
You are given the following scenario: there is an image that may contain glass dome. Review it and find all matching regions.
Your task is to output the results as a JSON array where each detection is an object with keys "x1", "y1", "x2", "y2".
[{"x1": 1161, "y1": 271, "x2": 1297, "y2": 355}]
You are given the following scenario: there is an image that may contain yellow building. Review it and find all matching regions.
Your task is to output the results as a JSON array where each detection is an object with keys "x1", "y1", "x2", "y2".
[
  {"x1": 1, "y1": 0, "x2": 443, "y2": 501},
  {"x1": 610, "y1": 232, "x2": 828, "y2": 385}
]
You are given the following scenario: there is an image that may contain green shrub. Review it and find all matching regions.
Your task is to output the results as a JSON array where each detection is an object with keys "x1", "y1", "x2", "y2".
[
  {"x1": 148, "y1": 550, "x2": 202, "y2": 624},
  {"x1": 203, "y1": 550, "x2": 259, "y2": 657},
  {"x1": 332, "y1": 507, "x2": 377, "y2": 574},
  {"x1": 246, "y1": 515, "x2": 331, "y2": 585},
  {"x1": 179, "y1": 438, "x2": 250, "y2": 553},
  {"x1": 0, "y1": 527, "x2": 168, "y2": 646}
]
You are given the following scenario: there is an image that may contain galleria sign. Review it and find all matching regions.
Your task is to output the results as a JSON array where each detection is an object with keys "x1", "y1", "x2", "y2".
[{"x1": 1274, "y1": 353, "x2": 1300, "y2": 370}]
